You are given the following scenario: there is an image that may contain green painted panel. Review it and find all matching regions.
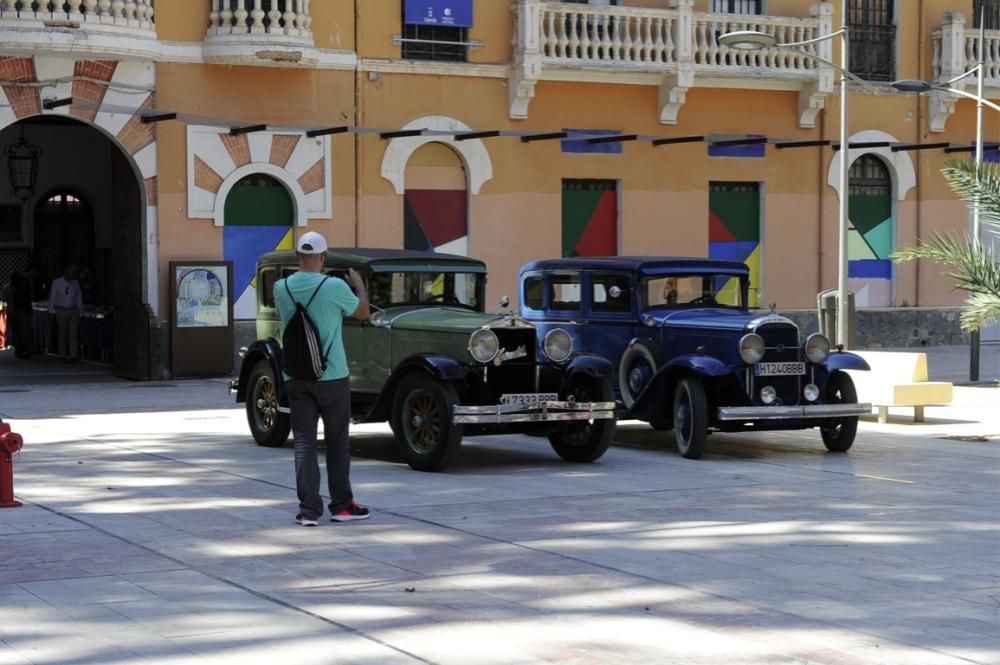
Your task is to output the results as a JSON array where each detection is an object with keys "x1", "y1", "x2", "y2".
[
  {"x1": 848, "y1": 194, "x2": 891, "y2": 236},
  {"x1": 863, "y1": 217, "x2": 893, "y2": 260},
  {"x1": 561, "y1": 187, "x2": 604, "y2": 257},
  {"x1": 848, "y1": 228, "x2": 878, "y2": 261},
  {"x1": 224, "y1": 184, "x2": 294, "y2": 227},
  {"x1": 708, "y1": 190, "x2": 759, "y2": 242}
]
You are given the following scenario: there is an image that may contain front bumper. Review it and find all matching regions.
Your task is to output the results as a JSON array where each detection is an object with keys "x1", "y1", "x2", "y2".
[
  {"x1": 453, "y1": 401, "x2": 616, "y2": 425},
  {"x1": 717, "y1": 403, "x2": 872, "y2": 422}
]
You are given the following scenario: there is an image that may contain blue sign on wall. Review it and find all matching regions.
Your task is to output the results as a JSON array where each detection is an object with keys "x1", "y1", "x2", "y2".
[{"x1": 404, "y1": 0, "x2": 474, "y2": 28}]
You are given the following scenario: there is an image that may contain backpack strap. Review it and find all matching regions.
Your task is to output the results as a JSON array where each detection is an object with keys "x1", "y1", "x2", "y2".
[{"x1": 304, "y1": 276, "x2": 329, "y2": 308}]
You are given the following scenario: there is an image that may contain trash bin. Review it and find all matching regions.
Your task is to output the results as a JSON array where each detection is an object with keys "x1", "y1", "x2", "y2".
[{"x1": 817, "y1": 289, "x2": 855, "y2": 349}]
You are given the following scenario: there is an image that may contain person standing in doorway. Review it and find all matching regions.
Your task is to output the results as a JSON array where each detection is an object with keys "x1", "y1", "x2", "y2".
[
  {"x1": 48, "y1": 265, "x2": 83, "y2": 363},
  {"x1": 7, "y1": 265, "x2": 37, "y2": 359},
  {"x1": 275, "y1": 232, "x2": 371, "y2": 527}
]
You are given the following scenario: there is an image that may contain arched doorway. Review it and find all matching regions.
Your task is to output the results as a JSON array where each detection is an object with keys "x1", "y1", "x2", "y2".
[
  {"x1": 403, "y1": 143, "x2": 469, "y2": 255},
  {"x1": 848, "y1": 154, "x2": 894, "y2": 308},
  {"x1": 0, "y1": 115, "x2": 147, "y2": 377},
  {"x1": 222, "y1": 173, "x2": 294, "y2": 320}
]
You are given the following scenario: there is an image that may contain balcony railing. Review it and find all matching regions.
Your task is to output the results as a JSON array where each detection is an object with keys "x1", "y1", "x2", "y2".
[
  {"x1": 0, "y1": 1, "x2": 157, "y2": 58},
  {"x1": 513, "y1": 0, "x2": 834, "y2": 126},
  {"x1": 930, "y1": 11, "x2": 1000, "y2": 131},
  {"x1": 205, "y1": 0, "x2": 317, "y2": 66}
]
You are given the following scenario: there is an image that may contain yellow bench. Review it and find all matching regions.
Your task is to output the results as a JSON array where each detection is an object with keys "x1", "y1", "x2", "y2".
[{"x1": 847, "y1": 351, "x2": 953, "y2": 423}]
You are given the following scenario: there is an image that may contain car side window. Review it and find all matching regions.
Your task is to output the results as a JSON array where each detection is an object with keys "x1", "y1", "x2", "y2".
[
  {"x1": 592, "y1": 273, "x2": 632, "y2": 313},
  {"x1": 260, "y1": 269, "x2": 278, "y2": 309},
  {"x1": 549, "y1": 274, "x2": 581, "y2": 311},
  {"x1": 523, "y1": 275, "x2": 544, "y2": 310}
]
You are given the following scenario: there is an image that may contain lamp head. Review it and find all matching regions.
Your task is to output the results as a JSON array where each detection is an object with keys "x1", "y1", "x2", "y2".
[
  {"x1": 718, "y1": 30, "x2": 777, "y2": 50},
  {"x1": 891, "y1": 79, "x2": 934, "y2": 93}
]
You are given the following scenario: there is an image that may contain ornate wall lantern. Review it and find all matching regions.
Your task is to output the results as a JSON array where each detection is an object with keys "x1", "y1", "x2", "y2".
[{"x1": 4, "y1": 127, "x2": 40, "y2": 201}]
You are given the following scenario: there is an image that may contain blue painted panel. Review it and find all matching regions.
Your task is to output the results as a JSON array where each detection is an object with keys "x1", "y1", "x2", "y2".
[
  {"x1": 708, "y1": 135, "x2": 766, "y2": 158},
  {"x1": 848, "y1": 259, "x2": 892, "y2": 279},
  {"x1": 561, "y1": 129, "x2": 623, "y2": 154},
  {"x1": 404, "y1": 0, "x2": 473, "y2": 27},
  {"x1": 224, "y1": 225, "x2": 290, "y2": 293}
]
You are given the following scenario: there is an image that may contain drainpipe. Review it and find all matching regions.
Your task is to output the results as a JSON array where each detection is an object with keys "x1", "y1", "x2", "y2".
[
  {"x1": 914, "y1": 0, "x2": 924, "y2": 306},
  {"x1": 354, "y1": 0, "x2": 362, "y2": 247},
  {"x1": 818, "y1": 107, "x2": 826, "y2": 296}
]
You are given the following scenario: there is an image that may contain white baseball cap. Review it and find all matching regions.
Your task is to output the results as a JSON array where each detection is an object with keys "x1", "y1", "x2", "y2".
[{"x1": 296, "y1": 231, "x2": 328, "y2": 255}]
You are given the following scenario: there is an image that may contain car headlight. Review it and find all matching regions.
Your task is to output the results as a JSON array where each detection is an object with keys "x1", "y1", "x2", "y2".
[
  {"x1": 804, "y1": 333, "x2": 831, "y2": 364},
  {"x1": 468, "y1": 329, "x2": 499, "y2": 364},
  {"x1": 738, "y1": 333, "x2": 765, "y2": 364},
  {"x1": 543, "y1": 329, "x2": 573, "y2": 363}
]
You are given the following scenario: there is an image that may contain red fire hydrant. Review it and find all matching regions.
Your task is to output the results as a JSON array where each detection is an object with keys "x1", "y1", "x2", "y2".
[{"x1": 0, "y1": 419, "x2": 23, "y2": 508}]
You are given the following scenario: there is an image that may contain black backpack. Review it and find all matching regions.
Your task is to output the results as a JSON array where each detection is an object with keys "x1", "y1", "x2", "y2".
[{"x1": 281, "y1": 277, "x2": 332, "y2": 381}]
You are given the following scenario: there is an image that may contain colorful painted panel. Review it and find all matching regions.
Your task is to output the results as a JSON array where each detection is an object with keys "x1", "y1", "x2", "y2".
[
  {"x1": 223, "y1": 174, "x2": 294, "y2": 319},
  {"x1": 404, "y1": 189, "x2": 469, "y2": 255},
  {"x1": 709, "y1": 182, "x2": 760, "y2": 308},
  {"x1": 848, "y1": 155, "x2": 893, "y2": 307},
  {"x1": 562, "y1": 180, "x2": 618, "y2": 258}
]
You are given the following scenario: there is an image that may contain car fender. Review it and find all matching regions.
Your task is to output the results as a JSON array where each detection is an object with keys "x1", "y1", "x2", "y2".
[
  {"x1": 235, "y1": 339, "x2": 284, "y2": 404},
  {"x1": 362, "y1": 354, "x2": 469, "y2": 423},
  {"x1": 565, "y1": 353, "x2": 615, "y2": 380},
  {"x1": 626, "y1": 354, "x2": 733, "y2": 421},
  {"x1": 823, "y1": 351, "x2": 870, "y2": 373}
]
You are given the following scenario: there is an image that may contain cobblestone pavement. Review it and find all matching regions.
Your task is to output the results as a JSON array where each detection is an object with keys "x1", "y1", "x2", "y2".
[{"x1": 0, "y1": 378, "x2": 997, "y2": 664}]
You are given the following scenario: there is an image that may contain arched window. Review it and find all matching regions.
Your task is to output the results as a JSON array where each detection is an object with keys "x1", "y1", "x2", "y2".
[
  {"x1": 223, "y1": 173, "x2": 294, "y2": 319},
  {"x1": 404, "y1": 143, "x2": 468, "y2": 256},
  {"x1": 848, "y1": 155, "x2": 893, "y2": 307}
]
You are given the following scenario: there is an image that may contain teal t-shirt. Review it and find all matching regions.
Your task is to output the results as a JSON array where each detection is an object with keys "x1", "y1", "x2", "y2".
[{"x1": 275, "y1": 271, "x2": 359, "y2": 381}]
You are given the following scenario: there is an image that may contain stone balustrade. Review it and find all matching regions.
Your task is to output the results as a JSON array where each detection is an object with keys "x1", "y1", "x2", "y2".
[
  {"x1": 0, "y1": 0, "x2": 154, "y2": 28},
  {"x1": 513, "y1": 0, "x2": 834, "y2": 127},
  {"x1": 0, "y1": 0, "x2": 158, "y2": 59},
  {"x1": 930, "y1": 11, "x2": 1000, "y2": 131},
  {"x1": 204, "y1": 0, "x2": 317, "y2": 66},
  {"x1": 207, "y1": 0, "x2": 312, "y2": 41}
]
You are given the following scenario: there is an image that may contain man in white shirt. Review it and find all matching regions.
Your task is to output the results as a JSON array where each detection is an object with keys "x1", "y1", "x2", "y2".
[{"x1": 48, "y1": 265, "x2": 84, "y2": 363}]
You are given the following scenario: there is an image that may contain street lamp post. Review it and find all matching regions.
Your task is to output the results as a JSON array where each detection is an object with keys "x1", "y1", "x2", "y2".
[
  {"x1": 720, "y1": 4, "x2": 854, "y2": 349},
  {"x1": 891, "y1": 14, "x2": 997, "y2": 382}
]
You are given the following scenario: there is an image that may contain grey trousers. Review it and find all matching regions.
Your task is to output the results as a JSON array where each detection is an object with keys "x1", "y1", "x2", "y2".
[
  {"x1": 55, "y1": 308, "x2": 80, "y2": 360},
  {"x1": 286, "y1": 377, "x2": 354, "y2": 518}
]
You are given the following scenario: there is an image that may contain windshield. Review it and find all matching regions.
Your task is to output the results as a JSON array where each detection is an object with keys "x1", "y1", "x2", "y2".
[
  {"x1": 370, "y1": 271, "x2": 484, "y2": 310},
  {"x1": 642, "y1": 274, "x2": 745, "y2": 310}
]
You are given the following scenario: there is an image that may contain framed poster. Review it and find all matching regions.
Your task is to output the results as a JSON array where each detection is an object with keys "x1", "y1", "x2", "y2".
[
  {"x1": 170, "y1": 261, "x2": 234, "y2": 377},
  {"x1": 175, "y1": 265, "x2": 229, "y2": 328},
  {"x1": 0, "y1": 205, "x2": 22, "y2": 243},
  {"x1": 404, "y1": 0, "x2": 473, "y2": 27}
]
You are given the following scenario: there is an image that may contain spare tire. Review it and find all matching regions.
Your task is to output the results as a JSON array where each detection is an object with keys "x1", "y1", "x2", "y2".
[{"x1": 618, "y1": 340, "x2": 661, "y2": 408}]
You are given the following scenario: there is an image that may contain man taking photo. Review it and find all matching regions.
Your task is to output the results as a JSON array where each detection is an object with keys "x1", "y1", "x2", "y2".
[{"x1": 275, "y1": 231, "x2": 370, "y2": 527}]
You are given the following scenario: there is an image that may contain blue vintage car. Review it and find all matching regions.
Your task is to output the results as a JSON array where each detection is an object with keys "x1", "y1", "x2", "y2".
[{"x1": 518, "y1": 257, "x2": 872, "y2": 459}]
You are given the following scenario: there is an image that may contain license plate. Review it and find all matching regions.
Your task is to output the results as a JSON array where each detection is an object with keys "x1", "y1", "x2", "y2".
[
  {"x1": 500, "y1": 392, "x2": 559, "y2": 406},
  {"x1": 755, "y1": 362, "x2": 806, "y2": 376}
]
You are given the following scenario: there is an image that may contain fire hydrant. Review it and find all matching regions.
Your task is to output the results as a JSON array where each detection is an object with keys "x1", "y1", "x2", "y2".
[{"x1": 0, "y1": 419, "x2": 23, "y2": 508}]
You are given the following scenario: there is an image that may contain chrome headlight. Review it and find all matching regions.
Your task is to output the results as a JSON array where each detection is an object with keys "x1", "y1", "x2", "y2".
[
  {"x1": 468, "y1": 329, "x2": 499, "y2": 364},
  {"x1": 804, "y1": 333, "x2": 831, "y2": 364},
  {"x1": 543, "y1": 328, "x2": 573, "y2": 364},
  {"x1": 738, "y1": 333, "x2": 765, "y2": 365}
]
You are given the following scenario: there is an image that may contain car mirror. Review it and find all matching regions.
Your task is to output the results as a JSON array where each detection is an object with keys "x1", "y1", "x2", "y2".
[
  {"x1": 609, "y1": 286, "x2": 622, "y2": 299},
  {"x1": 498, "y1": 295, "x2": 510, "y2": 310},
  {"x1": 369, "y1": 310, "x2": 387, "y2": 327}
]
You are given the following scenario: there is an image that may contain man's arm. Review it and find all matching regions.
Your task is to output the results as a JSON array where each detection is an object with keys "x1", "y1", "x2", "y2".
[{"x1": 346, "y1": 269, "x2": 370, "y2": 321}]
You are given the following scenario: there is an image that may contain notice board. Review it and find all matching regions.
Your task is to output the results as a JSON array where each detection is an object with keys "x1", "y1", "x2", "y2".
[{"x1": 170, "y1": 261, "x2": 234, "y2": 377}]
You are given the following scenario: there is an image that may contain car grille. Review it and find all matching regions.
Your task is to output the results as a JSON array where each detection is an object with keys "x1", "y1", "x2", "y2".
[
  {"x1": 484, "y1": 327, "x2": 537, "y2": 400},
  {"x1": 754, "y1": 321, "x2": 802, "y2": 406}
]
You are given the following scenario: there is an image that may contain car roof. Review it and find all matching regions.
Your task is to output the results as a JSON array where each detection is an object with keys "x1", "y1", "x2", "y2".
[
  {"x1": 258, "y1": 248, "x2": 487, "y2": 270},
  {"x1": 520, "y1": 256, "x2": 749, "y2": 275}
]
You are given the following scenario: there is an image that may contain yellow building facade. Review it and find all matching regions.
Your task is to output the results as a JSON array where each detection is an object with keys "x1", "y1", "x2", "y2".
[{"x1": 0, "y1": 0, "x2": 997, "y2": 377}]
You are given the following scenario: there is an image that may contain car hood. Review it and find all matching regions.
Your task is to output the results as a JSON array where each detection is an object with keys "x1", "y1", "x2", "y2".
[
  {"x1": 645, "y1": 307, "x2": 756, "y2": 332},
  {"x1": 382, "y1": 306, "x2": 519, "y2": 333}
]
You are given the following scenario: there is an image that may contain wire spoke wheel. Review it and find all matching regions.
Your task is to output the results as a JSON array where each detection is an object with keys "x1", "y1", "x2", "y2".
[{"x1": 245, "y1": 360, "x2": 290, "y2": 447}]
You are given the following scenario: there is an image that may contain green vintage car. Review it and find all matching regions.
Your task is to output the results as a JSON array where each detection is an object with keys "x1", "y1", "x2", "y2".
[{"x1": 231, "y1": 248, "x2": 617, "y2": 471}]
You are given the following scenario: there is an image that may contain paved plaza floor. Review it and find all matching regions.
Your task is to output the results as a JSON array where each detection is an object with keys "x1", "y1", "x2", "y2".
[{"x1": 0, "y1": 358, "x2": 997, "y2": 663}]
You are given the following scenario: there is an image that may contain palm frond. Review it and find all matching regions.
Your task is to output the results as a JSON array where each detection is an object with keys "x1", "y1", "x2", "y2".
[
  {"x1": 892, "y1": 233, "x2": 1000, "y2": 296},
  {"x1": 941, "y1": 159, "x2": 1000, "y2": 229},
  {"x1": 960, "y1": 293, "x2": 1000, "y2": 331}
]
